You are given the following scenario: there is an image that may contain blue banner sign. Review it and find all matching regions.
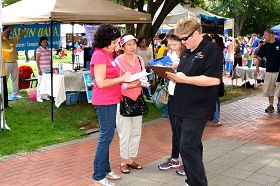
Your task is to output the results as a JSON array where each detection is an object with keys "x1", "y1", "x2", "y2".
[{"x1": 10, "y1": 23, "x2": 61, "y2": 51}]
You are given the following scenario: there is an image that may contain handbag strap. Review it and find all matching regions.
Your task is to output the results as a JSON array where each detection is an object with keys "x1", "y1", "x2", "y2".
[{"x1": 136, "y1": 56, "x2": 143, "y2": 71}]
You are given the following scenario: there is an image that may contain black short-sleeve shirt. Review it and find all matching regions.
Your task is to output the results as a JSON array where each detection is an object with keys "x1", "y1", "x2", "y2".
[
  {"x1": 256, "y1": 40, "x2": 280, "y2": 72},
  {"x1": 174, "y1": 38, "x2": 224, "y2": 119}
]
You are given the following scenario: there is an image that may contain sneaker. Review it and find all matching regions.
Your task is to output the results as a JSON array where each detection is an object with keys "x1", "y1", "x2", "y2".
[
  {"x1": 265, "y1": 105, "x2": 274, "y2": 113},
  {"x1": 93, "y1": 178, "x2": 115, "y2": 186},
  {"x1": 106, "y1": 171, "x2": 120, "y2": 180},
  {"x1": 176, "y1": 166, "x2": 186, "y2": 176},
  {"x1": 277, "y1": 103, "x2": 280, "y2": 113},
  {"x1": 37, "y1": 98, "x2": 43, "y2": 102},
  {"x1": 43, "y1": 97, "x2": 50, "y2": 101},
  {"x1": 213, "y1": 122, "x2": 222, "y2": 127},
  {"x1": 158, "y1": 158, "x2": 181, "y2": 170}
]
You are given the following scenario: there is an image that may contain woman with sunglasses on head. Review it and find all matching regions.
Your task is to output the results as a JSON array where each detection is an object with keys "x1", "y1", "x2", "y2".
[
  {"x1": 158, "y1": 29, "x2": 186, "y2": 176},
  {"x1": 91, "y1": 24, "x2": 131, "y2": 186},
  {"x1": 115, "y1": 34, "x2": 148, "y2": 174}
]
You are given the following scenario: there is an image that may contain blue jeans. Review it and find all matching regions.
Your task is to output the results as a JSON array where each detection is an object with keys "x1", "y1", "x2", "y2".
[
  {"x1": 176, "y1": 117, "x2": 208, "y2": 186},
  {"x1": 92, "y1": 104, "x2": 117, "y2": 181},
  {"x1": 168, "y1": 95, "x2": 179, "y2": 159},
  {"x1": 213, "y1": 98, "x2": 220, "y2": 123}
]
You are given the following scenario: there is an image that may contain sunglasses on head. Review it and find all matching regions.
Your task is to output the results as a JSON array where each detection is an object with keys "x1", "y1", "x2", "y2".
[{"x1": 178, "y1": 30, "x2": 196, "y2": 41}]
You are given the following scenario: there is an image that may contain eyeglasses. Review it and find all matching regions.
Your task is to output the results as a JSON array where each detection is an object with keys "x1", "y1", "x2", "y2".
[{"x1": 178, "y1": 30, "x2": 196, "y2": 41}]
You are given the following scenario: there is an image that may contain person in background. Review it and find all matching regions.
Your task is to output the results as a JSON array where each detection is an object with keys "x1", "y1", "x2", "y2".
[
  {"x1": 225, "y1": 37, "x2": 234, "y2": 75},
  {"x1": 136, "y1": 37, "x2": 153, "y2": 99},
  {"x1": 212, "y1": 34, "x2": 226, "y2": 127},
  {"x1": 158, "y1": 29, "x2": 186, "y2": 176},
  {"x1": 2, "y1": 25, "x2": 24, "y2": 98},
  {"x1": 156, "y1": 33, "x2": 167, "y2": 58},
  {"x1": 233, "y1": 39, "x2": 242, "y2": 69},
  {"x1": 1, "y1": 28, "x2": 14, "y2": 108},
  {"x1": 248, "y1": 33, "x2": 259, "y2": 51},
  {"x1": 255, "y1": 29, "x2": 280, "y2": 113},
  {"x1": 166, "y1": 17, "x2": 223, "y2": 186},
  {"x1": 25, "y1": 50, "x2": 30, "y2": 62},
  {"x1": 115, "y1": 34, "x2": 148, "y2": 174},
  {"x1": 254, "y1": 40, "x2": 266, "y2": 84},
  {"x1": 90, "y1": 24, "x2": 131, "y2": 186},
  {"x1": 36, "y1": 37, "x2": 51, "y2": 102}
]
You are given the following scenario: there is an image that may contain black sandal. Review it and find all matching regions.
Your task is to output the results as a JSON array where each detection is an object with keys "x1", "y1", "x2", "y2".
[
  {"x1": 120, "y1": 164, "x2": 130, "y2": 174},
  {"x1": 128, "y1": 162, "x2": 143, "y2": 170}
]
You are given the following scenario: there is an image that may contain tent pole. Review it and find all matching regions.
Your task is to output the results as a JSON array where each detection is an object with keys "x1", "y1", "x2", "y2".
[
  {"x1": 71, "y1": 24, "x2": 74, "y2": 70},
  {"x1": 0, "y1": 0, "x2": 10, "y2": 131},
  {"x1": 50, "y1": 21, "x2": 54, "y2": 122},
  {"x1": 150, "y1": 23, "x2": 155, "y2": 59}
]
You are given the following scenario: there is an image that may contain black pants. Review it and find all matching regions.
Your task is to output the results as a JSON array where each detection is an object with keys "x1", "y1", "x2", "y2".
[
  {"x1": 176, "y1": 116, "x2": 208, "y2": 186},
  {"x1": 3, "y1": 76, "x2": 8, "y2": 108},
  {"x1": 168, "y1": 95, "x2": 179, "y2": 158}
]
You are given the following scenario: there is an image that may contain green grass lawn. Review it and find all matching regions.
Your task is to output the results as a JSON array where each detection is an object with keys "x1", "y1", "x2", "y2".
[{"x1": 1, "y1": 62, "x2": 262, "y2": 157}]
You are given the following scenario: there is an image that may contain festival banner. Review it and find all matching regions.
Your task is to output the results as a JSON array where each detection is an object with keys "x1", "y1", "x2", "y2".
[
  {"x1": 10, "y1": 23, "x2": 61, "y2": 51},
  {"x1": 84, "y1": 25, "x2": 99, "y2": 47}
]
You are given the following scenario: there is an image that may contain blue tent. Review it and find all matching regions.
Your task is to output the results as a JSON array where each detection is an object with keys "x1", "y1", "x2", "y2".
[
  {"x1": 272, "y1": 24, "x2": 280, "y2": 40},
  {"x1": 272, "y1": 24, "x2": 280, "y2": 33}
]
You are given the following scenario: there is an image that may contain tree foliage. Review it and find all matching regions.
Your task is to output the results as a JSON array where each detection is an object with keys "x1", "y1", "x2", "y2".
[
  {"x1": 113, "y1": 0, "x2": 203, "y2": 39},
  {"x1": 206, "y1": 0, "x2": 280, "y2": 36},
  {"x1": 2, "y1": 0, "x2": 18, "y2": 6}
]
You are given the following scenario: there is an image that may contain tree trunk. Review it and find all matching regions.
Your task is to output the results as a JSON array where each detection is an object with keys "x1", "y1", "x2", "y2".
[
  {"x1": 137, "y1": 0, "x2": 182, "y2": 41},
  {"x1": 123, "y1": 0, "x2": 135, "y2": 35}
]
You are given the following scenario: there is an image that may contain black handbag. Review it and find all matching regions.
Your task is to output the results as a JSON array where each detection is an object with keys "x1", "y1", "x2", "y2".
[
  {"x1": 120, "y1": 94, "x2": 148, "y2": 117},
  {"x1": 218, "y1": 81, "x2": 225, "y2": 97}
]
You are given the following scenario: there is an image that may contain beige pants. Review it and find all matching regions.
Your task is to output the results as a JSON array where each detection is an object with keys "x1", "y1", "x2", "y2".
[
  {"x1": 263, "y1": 72, "x2": 280, "y2": 97},
  {"x1": 5, "y1": 62, "x2": 19, "y2": 96},
  {"x1": 116, "y1": 104, "x2": 143, "y2": 160}
]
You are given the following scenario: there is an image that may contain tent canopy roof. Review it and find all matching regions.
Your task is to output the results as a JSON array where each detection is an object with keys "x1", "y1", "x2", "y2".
[
  {"x1": 151, "y1": 4, "x2": 234, "y2": 30},
  {"x1": 3, "y1": 0, "x2": 151, "y2": 25},
  {"x1": 272, "y1": 24, "x2": 280, "y2": 33}
]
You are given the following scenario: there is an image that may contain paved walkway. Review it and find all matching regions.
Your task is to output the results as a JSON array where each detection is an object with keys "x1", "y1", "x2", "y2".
[{"x1": 0, "y1": 93, "x2": 280, "y2": 186}]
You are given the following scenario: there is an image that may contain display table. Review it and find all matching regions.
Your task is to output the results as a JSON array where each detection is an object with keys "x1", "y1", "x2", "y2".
[
  {"x1": 232, "y1": 66, "x2": 266, "y2": 85},
  {"x1": 39, "y1": 71, "x2": 87, "y2": 107}
]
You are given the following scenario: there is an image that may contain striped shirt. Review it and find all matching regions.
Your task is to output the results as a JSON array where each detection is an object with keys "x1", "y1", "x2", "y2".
[{"x1": 36, "y1": 46, "x2": 51, "y2": 72}]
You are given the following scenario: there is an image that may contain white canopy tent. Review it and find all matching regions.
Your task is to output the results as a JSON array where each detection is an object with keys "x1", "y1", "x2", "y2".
[
  {"x1": 1, "y1": 0, "x2": 151, "y2": 123},
  {"x1": 151, "y1": 3, "x2": 234, "y2": 32},
  {"x1": 2, "y1": 0, "x2": 151, "y2": 25}
]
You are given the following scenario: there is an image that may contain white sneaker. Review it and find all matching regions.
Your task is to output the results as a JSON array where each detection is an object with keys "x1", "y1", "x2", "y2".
[
  {"x1": 106, "y1": 171, "x2": 120, "y2": 180},
  {"x1": 43, "y1": 97, "x2": 50, "y2": 101},
  {"x1": 37, "y1": 98, "x2": 43, "y2": 102},
  {"x1": 93, "y1": 178, "x2": 115, "y2": 186}
]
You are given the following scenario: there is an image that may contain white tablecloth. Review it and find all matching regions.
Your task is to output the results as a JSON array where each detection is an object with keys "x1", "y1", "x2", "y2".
[
  {"x1": 39, "y1": 72, "x2": 87, "y2": 107},
  {"x1": 232, "y1": 66, "x2": 266, "y2": 81}
]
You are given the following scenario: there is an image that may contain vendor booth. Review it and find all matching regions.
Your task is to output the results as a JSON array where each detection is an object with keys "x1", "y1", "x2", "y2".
[{"x1": 2, "y1": 0, "x2": 151, "y2": 122}]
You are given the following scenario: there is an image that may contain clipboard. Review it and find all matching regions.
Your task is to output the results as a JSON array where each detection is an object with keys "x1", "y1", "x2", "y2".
[{"x1": 146, "y1": 65, "x2": 175, "y2": 78}]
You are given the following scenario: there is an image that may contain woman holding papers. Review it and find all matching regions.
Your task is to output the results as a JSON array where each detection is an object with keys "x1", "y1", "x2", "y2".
[
  {"x1": 158, "y1": 29, "x2": 186, "y2": 176},
  {"x1": 90, "y1": 25, "x2": 131, "y2": 186},
  {"x1": 115, "y1": 34, "x2": 148, "y2": 174}
]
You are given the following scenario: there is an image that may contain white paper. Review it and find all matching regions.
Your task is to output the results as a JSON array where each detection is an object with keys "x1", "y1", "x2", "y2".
[{"x1": 126, "y1": 71, "x2": 152, "y2": 82}]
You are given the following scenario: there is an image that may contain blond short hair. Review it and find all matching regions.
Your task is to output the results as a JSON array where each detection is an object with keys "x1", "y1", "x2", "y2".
[{"x1": 175, "y1": 17, "x2": 202, "y2": 35}]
